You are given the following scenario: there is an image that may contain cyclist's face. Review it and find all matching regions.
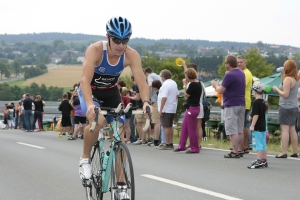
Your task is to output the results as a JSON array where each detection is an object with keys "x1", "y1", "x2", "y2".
[{"x1": 108, "y1": 36, "x2": 128, "y2": 56}]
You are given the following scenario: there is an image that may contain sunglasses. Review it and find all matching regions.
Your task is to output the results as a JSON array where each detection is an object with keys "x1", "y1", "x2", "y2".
[{"x1": 111, "y1": 37, "x2": 130, "y2": 45}]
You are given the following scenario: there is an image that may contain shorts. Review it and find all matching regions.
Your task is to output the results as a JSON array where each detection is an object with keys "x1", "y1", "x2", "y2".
[
  {"x1": 252, "y1": 131, "x2": 267, "y2": 151},
  {"x1": 78, "y1": 85, "x2": 121, "y2": 114},
  {"x1": 151, "y1": 102, "x2": 160, "y2": 124},
  {"x1": 197, "y1": 103, "x2": 204, "y2": 119},
  {"x1": 160, "y1": 113, "x2": 175, "y2": 127},
  {"x1": 61, "y1": 114, "x2": 72, "y2": 127},
  {"x1": 244, "y1": 109, "x2": 250, "y2": 128},
  {"x1": 224, "y1": 106, "x2": 245, "y2": 135},
  {"x1": 74, "y1": 116, "x2": 87, "y2": 124},
  {"x1": 134, "y1": 109, "x2": 146, "y2": 125},
  {"x1": 106, "y1": 115, "x2": 126, "y2": 124}
]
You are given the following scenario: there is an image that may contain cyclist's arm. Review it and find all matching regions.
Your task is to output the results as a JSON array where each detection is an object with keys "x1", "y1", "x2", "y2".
[{"x1": 80, "y1": 42, "x2": 103, "y2": 120}]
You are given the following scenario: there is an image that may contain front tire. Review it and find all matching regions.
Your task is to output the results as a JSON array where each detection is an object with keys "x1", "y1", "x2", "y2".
[
  {"x1": 88, "y1": 141, "x2": 104, "y2": 200},
  {"x1": 110, "y1": 142, "x2": 135, "y2": 200}
]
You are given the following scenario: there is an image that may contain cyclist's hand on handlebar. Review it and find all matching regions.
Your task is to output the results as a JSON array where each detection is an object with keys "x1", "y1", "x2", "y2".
[
  {"x1": 142, "y1": 103, "x2": 152, "y2": 118},
  {"x1": 86, "y1": 104, "x2": 97, "y2": 122}
]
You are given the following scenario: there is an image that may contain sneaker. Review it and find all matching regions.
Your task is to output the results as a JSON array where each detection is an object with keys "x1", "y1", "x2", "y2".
[
  {"x1": 247, "y1": 161, "x2": 263, "y2": 169},
  {"x1": 147, "y1": 142, "x2": 154, "y2": 147},
  {"x1": 158, "y1": 144, "x2": 173, "y2": 150},
  {"x1": 68, "y1": 136, "x2": 76, "y2": 140},
  {"x1": 116, "y1": 184, "x2": 130, "y2": 200},
  {"x1": 262, "y1": 161, "x2": 268, "y2": 168},
  {"x1": 132, "y1": 139, "x2": 141, "y2": 145},
  {"x1": 147, "y1": 137, "x2": 154, "y2": 143},
  {"x1": 125, "y1": 140, "x2": 131, "y2": 144},
  {"x1": 58, "y1": 134, "x2": 63, "y2": 138},
  {"x1": 141, "y1": 140, "x2": 148, "y2": 145},
  {"x1": 155, "y1": 143, "x2": 164, "y2": 149},
  {"x1": 79, "y1": 158, "x2": 91, "y2": 180},
  {"x1": 80, "y1": 135, "x2": 84, "y2": 139}
]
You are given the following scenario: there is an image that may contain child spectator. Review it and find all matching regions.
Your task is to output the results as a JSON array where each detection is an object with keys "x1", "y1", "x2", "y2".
[
  {"x1": 248, "y1": 83, "x2": 268, "y2": 169},
  {"x1": 58, "y1": 93, "x2": 73, "y2": 137}
]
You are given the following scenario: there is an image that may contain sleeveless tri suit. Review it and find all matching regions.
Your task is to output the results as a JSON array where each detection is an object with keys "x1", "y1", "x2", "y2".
[{"x1": 78, "y1": 41, "x2": 125, "y2": 116}]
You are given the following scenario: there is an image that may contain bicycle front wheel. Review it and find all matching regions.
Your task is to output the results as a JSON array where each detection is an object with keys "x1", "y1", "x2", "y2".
[
  {"x1": 111, "y1": 142, "x2": 135, "y2": 200},
  {"x1": 87, "y1": 141, "x2": 104, "y2": 200}
]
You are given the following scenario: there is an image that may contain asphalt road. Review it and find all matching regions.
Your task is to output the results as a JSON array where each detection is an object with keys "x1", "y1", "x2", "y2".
[{"x1": 0, "y1": 129, "x2": 299, "y2": 200}]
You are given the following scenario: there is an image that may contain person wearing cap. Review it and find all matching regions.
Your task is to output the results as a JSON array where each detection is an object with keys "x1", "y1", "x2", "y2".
[
  {"x1": 78, "y1": 16, "x2": 151, "y2": 191},
  {"x1": 211, "y1": 55, "x2": 245, "y2": 158},
  {"x1": 273, "y1": 60, "x2": 299, "y2": 158},
  {"x1": 248, "y1": 83, "x2": 268, "y2": 169}
]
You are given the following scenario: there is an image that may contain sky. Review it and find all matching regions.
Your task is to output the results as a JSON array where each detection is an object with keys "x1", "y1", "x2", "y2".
[{"x1": 1, "y1": 0, "x2": 300, "y2": 47}]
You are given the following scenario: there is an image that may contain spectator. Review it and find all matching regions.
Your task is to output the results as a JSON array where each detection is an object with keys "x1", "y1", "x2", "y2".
[
  {"x1": 248, "y1": 83, "x2": 268, "y2": 169},
  {"x1": 6, "y1": 104, "x2": 15, "y2": 129},
  {"x1": 273, "y1": 60, "x2": 299, "y2": 158},
  {"x1": 237, "y1": 55, "x2": 253, "y2": 153},
  {"x1": 58, "y1": 93, "x2": 73, "y2": 137},
  {"x1": 35, "y1": 92, "x2": 46, "y2": 131},
  {"x1": 174, "y1": 68, "x2": 202, "y2": 153},
  {"x1": 127, "y1": 76, "x2": 139, "y2": 143},
  {"x1": 211, "y1": 55, "x2": 245, "y2": 158},
  {"x1": 2, "y1": 104, "x2": 8, "y2": 129},
  {"x1": 120, "y1": 87, "x2": 132, "y2": 143},
  {"x1": 15, "y1": 100, "x2": 21, "y2": 129},
  {"x1": 69, "y1": 87, "x2": 87, "y2": 140},
  {"x1": 23, "y1": 93, "x2": 34, "y2": 132},
  {"x1": 144, "y1": 67, "x2": 163, "y2": 147},
  {"x1": 32, "y1": 95, "x2": 45, "y2": 131},
  {"x1": 117, "y1": 80, "x2": 126, "y2": 88},
  {"x1": 127, "y1": 76, "x2": 148, "y2": 145},
  {"x1": 152, "y1": 80, "x2": 165, "y2": 147},
  {"x1": 182, "y1": 61, "x2": 205, "y2": 147},
  {"x1": 157, "y1": 69, "x2": 179, "y2": 150}
]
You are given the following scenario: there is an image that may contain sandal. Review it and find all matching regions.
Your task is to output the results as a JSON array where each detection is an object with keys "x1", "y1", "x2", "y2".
[
  {"x1": 224, "y1": 151, "x2": 240, "y2": 158},
  {"x1": 238, "y1": 151, "x2": 244, "y2": 157},
  {"x1": 243, "y1": 148, "x2": 250, "y2": 154}
]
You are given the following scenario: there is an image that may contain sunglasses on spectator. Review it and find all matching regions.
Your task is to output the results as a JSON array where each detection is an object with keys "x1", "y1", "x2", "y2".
[{"x1": 111, "y1": 37, "x2": 130, "y2": 45}]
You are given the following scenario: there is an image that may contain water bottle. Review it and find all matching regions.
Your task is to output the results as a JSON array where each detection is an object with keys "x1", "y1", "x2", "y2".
[
  {"x1": 102, "y1": 151, "x2": 110, "y2": 182},
  {"x1": 276, "y1": 67, "x2": 284, "y2": 72}
]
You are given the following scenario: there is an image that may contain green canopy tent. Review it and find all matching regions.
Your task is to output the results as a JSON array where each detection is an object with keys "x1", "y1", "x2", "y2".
[{"x1": 257, "y1": 73, "x2": 282, "y2": 98}]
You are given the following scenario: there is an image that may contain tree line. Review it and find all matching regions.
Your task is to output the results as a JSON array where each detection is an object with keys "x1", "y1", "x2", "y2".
[{"x1": 0, "y1": 82, "x2": 63, "y2": 101}]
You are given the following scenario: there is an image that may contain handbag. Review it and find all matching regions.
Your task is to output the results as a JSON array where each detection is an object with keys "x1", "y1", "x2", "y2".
[
  {"x1": 202, "y1": 83, "x2": 211, "y2": 121},
  {"x1": 183, "y1": 102, "x2": 190, "y2": 109}
]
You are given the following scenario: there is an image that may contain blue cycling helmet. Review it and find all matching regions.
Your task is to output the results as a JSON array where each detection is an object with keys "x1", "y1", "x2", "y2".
[{"x1": 106, "y1": 16, "x2": 132, "y2": 39}]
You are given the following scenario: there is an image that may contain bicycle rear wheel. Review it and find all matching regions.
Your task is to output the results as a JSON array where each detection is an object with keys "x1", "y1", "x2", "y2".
[
  {"x1": 86, "y1": 141, "x2": 104, "y2": 200},
  {"x1": 111, "y1": 142, "x2": 135, "y2": 200}
]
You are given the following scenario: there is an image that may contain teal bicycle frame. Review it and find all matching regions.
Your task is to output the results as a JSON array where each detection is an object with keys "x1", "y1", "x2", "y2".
[{"x1": 99, "y1": 118, "x2": 120, "y2": 193}]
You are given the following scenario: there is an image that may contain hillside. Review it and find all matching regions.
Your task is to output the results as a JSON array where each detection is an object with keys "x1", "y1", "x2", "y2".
[
  {"x1": 22, "y1": 65, "x2": 133, "y2": 87},
  {"x1": 0, "y1": 32, "x2": 292, "y2": 48}
]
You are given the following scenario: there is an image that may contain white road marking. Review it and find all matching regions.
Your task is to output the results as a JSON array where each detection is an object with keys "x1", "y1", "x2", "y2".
[
  {"x1": 142, "y1": 174, "x2": 242, "y2": 200},
  {"x1": 17, "y1": 142, "x2": 45, "y2": 149}
]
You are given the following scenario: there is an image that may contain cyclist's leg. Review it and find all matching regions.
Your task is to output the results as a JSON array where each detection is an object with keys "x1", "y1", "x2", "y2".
[{"x1": 82, "y1": 115, "x2": 105, "y2": 158}]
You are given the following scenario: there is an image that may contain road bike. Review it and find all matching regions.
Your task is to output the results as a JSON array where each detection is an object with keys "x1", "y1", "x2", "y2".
[{"x1": 83, "y1": 102, "x2": 150, "y2": 200}]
